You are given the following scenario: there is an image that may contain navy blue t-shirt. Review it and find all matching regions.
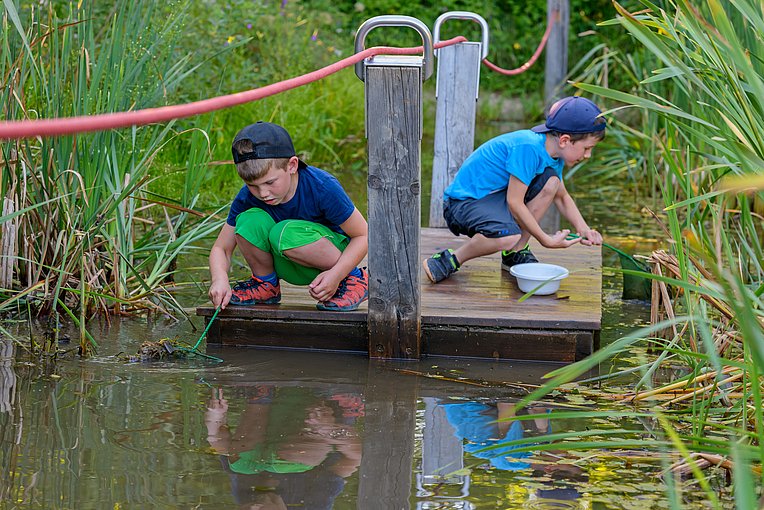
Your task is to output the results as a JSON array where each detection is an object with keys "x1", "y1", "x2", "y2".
[{"x1": 226, "y1": 165, "x2": 356, "y2": 234}]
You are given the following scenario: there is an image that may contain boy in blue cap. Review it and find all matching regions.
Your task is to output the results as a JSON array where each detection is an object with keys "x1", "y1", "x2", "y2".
[
  {"x1": 208, "y1": 121, "x2": 369, "y2": 311},
  {"x1": 423, "y1": 96, "x2": 606, "y2": 283}
]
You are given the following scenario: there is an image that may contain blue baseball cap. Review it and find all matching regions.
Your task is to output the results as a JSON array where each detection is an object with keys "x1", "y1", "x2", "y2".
[
  {"x1": 232, "y1": 121, "x2": 296, "y2": 164},
  {"x1": 531, "y1": 96, "x2": 606, "y2": 134}
]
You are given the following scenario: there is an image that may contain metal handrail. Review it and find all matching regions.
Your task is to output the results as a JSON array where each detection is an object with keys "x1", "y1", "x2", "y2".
[
  {"x1": 433, "y1": 11, "x2": 489, "y2": 60},
  {"x1": 354, "y1": 15, "x2": 434, "y2": 82}
]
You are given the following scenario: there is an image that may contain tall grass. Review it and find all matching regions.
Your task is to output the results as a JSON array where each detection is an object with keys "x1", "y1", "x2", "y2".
[
  {"x1": 1, "y1": 1, "x2": 220, "y2": 356},
  {"x1": 513, "y1": 0, "x2": 764, "y2": 505}
]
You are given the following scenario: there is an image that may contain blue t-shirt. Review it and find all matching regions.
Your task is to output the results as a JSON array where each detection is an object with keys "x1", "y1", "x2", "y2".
[
  {"x1": 226, "y1": 165, "x2": 355, "y2": 234},
  {"x1": 444, "y1": 130, "x2": 564, "y2": 201},
  {"x1": 443, "y1": 402, "x2": 531, "y2": 471}
]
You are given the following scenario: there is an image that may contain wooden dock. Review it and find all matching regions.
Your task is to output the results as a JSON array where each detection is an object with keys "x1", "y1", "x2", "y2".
[{"x1": 197, "y1": 227, "x2": 601, "y2": 362}]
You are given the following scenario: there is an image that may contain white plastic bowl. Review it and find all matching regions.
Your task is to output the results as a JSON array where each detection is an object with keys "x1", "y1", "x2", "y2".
[{"x1": 509, "y1": 263, "x2": 569, "y2": 295}]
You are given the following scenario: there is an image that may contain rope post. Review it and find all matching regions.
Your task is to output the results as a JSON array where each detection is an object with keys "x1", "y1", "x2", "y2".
[
  {"x1": 542, "y1": 0, "x2": 569, "y2": 233},
  {"x1": 429, "y1": 12, "x2": 488, "y2": 228},
  {"x1": 354, "y1": 16, "x2": 434, "y2": 360}
]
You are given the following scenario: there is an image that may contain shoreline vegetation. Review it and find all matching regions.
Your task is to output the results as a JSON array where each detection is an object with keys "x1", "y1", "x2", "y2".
[{"x1": 2, "y1": 0, "x2": 763, "y2": 505}]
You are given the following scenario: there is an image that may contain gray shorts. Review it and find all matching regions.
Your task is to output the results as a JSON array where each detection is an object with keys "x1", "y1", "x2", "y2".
[{"x1": 443, "y1": 167, "x2": 557, "y2": 238}]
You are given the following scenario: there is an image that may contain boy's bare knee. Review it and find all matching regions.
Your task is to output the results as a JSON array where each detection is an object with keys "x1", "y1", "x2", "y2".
[
  {"x1": 234, "y1": 233, "x2": 261, "y2": 252},
  {"x1": 497, "y1": 235, "x2": 521, "y2": 252},
  {"x1": 540, "y1": 176, "x2": 560, "y2": 196}
]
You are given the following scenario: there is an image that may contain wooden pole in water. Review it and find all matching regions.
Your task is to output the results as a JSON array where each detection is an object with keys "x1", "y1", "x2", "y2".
[
  {"x1": 541, "y1": 0, "x2": 569, "y2": 233},
  {"x1": 356, "y1": 16, "x2": 434, "y2": 359},
  {"x1": 365, "y1": 63, "x2": 422, "y2": 359}
]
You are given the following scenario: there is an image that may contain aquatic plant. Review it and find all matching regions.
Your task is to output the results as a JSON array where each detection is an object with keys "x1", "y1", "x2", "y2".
[
  {"x1": 0, "y1": 0, "x2": 220, "y2": 356},
  {"x1": 507, "y1": 0, "x2": 764, "y2": 506}
]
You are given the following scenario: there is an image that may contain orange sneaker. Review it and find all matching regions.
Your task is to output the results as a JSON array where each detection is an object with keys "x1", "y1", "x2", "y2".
[
  {"x1": 229, "y1": 276, "x2": 281, "y2": 305},
  {"x1": 316, "y1": 268, "x2": 368, "y2": 311}
]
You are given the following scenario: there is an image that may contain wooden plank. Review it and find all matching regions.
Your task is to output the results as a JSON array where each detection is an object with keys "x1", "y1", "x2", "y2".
[
  {"x1": 197, "y1": 228, "x2": 602, "y2": 361},
  {"x1": 210, "y1": 317, "x2": 367, "y2": 352},
  {"x1": 365, "y1": 64, "x2": 422, "y2": 359},
  {"x1": 429, "y1": 42, "x2": 480, "y2": 228},
  {"x1": 422, "y1": 325, "x2": 582, "y2": 363},
  {"x1": 420, "y1": 230, "x2": 602, "y2": 330}
]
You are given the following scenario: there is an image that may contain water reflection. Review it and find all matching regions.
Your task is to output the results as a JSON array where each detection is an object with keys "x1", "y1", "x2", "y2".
[
  {"x1": 0, "y1": 338, "x2": 16, "y2": 414},
  {"x1": 0, "y1": 344, "x2": 666, "y2": 509},
  {"x1": 204, "y1": 386, "x2": 363, "y2": 509},
  {"x1": 419, "y1": 399, "x2": 587, "y2": 509}
]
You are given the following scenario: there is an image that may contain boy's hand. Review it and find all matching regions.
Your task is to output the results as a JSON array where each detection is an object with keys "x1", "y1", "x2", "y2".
[
  {"x1": 309, "y1": 271, "x2": 342, "y2": 302},
  {"x1": 579, "y1": 228, "x2": 603, "y2": 246},
  {"x1": 205, "y1": 387, "x2": 229, "y2": 435},
  {"x1": 543, "y1": 229, "x2": 581, "y2": 249},
  {"x1": 208, "y1": 280, "x2": 232, "y2": 309}
]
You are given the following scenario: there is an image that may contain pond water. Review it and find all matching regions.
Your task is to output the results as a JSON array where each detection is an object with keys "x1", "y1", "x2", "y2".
[{"x1": 0, "y1": 183, "x2": 728, "y2": 509}]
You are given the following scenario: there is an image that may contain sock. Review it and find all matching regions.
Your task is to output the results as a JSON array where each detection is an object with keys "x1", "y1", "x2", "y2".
[
  {"x1": 447, "y1": 249, "x2": 461, "y2": 269},
  {"x1": 349, "y1": 267, "x2": 362, "y2": 278},
  {"x1": 254, "y1": 271, "x2": 278, "y2": 286}
]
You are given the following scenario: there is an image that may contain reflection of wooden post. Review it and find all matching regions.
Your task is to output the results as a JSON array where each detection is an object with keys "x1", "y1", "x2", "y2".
[
  {"x1": 541, "y1": 0, "x2": 569, "y2": 233},
  {"x1": 0, "y1": 338, "x2": 16, "y2": 413},
  {"x1": 422, "y1": 397, "x2": 465, "y2": 485},
  {"x1": 358, "y1": 365, "x2": 418, "y2": 509},
  {"x1": 365, "y1": 62, "x2": 422, "y2": 359},
  {"x1": 429, "y1": 42, "x2": 480, "y2": 227}
]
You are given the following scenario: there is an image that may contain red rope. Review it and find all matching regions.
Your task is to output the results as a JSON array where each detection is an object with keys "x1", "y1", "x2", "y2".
[
  {"x1": 0, "y1": 37, "x2": 467, "y2": 140},
  {"x1": 481, "y1": 10, "x2": 556, "y2": 76}
]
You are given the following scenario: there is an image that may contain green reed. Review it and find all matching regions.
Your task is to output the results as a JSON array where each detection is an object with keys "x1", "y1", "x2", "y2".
[
  {"x1": 1, "y1": 0, "x2": 219, "y2": 356},
  {"x1": 512, "y1": 0, "x2": 764, "y2": 506}
]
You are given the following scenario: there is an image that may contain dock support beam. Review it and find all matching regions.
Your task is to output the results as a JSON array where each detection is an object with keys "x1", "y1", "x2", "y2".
[
  {"x1": 365, "y1": 65, "x2": 422, "y2": 359},
  {"x1": 356, "y1": 16, "x2": 434, "y2": 359}
]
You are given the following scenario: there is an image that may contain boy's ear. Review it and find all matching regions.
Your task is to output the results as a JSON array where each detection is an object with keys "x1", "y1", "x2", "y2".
[
  {"x1": 287, "y1": 156, "x2": 300, "y2": 173},
  {"x1": 557, "y1": 133, "x2": 572, "y2": 147}
]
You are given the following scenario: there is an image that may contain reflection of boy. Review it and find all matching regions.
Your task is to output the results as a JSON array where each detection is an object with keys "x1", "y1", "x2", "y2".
[
  {"x1": 205, "y1": 387, "x2": 362, "y2": 509},
  {"x1": 208, "y1": 121, "x2": 369, "y2": 311},
  {"x1": 423, "y1": 96, "x2": 606, "y2": 283},
  {"x1": 442, "y1": 402, "x2": 549, "y2": 471}
]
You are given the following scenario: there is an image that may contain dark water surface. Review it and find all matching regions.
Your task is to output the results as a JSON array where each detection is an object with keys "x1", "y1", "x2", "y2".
[
  {"x1": 1, "y1": 343, "x2": 667, "y2": 510},
  {"x1": 1, "y1": 185, "x2": 722, "y2": 509}
]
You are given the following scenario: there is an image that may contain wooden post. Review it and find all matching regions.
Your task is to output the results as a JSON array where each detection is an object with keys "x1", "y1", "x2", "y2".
[
  {"x1": 541, "y1": 0, "x2": 569, "y2": 233},
  {"x1": 429, "y1": 42, "x2": 481, "y2": 227},
  {"x1": 365, "y1": 62, "x2": 423, "y2": 359},
  {"x1": 544, "y1": 0, "x2": 569, "y2": 105}
]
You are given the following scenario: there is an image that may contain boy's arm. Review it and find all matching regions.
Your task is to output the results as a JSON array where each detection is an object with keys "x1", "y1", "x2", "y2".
[
  {"x1": 208, "y1": 224, "x2": 237, "y2": 308},
  {"x1": 334, "y1": 208, "x2": 369, "y2": 272},
  {"x1": 507, "y1": 176, "x2": 578, "y2": 249},
  {"x1": 553, "y1": 181, "x2": 602, "y2": 246},
  {"x1": 308, "y1": 208, "x2": 368, "y2": 301}
]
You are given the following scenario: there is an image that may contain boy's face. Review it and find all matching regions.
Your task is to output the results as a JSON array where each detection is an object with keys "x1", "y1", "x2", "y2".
[
  {"x1": 244, "y1": 157, "x2": 298, "y2": 205},
  {"x1": 556, "y1": 134, "x2": 600, "y2": 167}
]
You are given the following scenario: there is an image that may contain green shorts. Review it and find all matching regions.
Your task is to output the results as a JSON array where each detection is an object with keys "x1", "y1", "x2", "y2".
[
  {"x1": 234, "y1": 208, "x2": 350, "y2": 285},
  {"x1": 230, "y1": 445, "x2": 314, "y2": 475}
]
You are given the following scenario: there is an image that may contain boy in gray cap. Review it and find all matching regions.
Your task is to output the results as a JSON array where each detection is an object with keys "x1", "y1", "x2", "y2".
[
  {"x1": 424, "y1": 96, "x2": 606, "y2": 283},
  {"x1": 209, "y1": 121, "x2": 368, "y2": 310}
]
